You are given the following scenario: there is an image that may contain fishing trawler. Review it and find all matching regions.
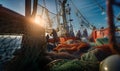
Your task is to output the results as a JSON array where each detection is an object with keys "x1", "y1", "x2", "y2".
[{"x1": 0, "y1": 0, "x2": 120, "y2": 71}]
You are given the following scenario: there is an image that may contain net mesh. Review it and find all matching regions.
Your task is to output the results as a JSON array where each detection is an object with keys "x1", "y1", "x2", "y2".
[
  {"x1": 0, "y1": 3, "x2": 55, "y2": 71},
  {"x1": 0, "y1": 4, "x2": 46, "y2": 64},
  {"x1": 37, "y1": 4, "x2": 58, "y2": 30},
  {"x1": 0, "y1": 34, "x2": 22, "y2": 63}
]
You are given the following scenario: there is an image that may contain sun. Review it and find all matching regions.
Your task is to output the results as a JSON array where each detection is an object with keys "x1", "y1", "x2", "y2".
[
  {"x1": 35, "y1": 16, "x2": 41, "y2": 24},
  {"x1": 34, "y1": 15, "x2": 46, "y2": 27}
]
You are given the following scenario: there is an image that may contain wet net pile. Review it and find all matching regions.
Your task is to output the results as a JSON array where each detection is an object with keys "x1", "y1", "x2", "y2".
[{"x1": 48, "y1": 59, "x2": 99, "y2": 71}]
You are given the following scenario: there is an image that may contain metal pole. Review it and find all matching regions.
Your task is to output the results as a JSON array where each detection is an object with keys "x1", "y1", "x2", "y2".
[
  {"x1": 32, "y1": 0, "x2": 38, "y2": 18},
  {"x1": 25, "y1": 0, "x2": 31, "y2": 17},
  {"x1": 62, "y1": 0, "x2": 67, "y2": 28},
  {"x1": 107, "y1": 0, "x2": 120, "y2": 54}
]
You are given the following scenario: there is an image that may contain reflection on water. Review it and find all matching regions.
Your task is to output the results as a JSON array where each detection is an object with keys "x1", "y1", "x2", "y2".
[{"x1": 0, "y1": 35, "x2": 22, "y2": 63}]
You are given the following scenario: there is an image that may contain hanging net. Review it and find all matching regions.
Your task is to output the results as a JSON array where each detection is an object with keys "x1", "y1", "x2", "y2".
[{"x1": 0, "y1": 34, "x2": 22, "y2": 63}]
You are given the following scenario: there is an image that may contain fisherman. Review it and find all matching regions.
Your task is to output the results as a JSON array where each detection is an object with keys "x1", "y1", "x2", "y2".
[
  {"x1": 69, "y1": 30, "x2": 75, "y2": 37},
  {"x1": 51, "y1": 29, "x2": 59, "y2": 47},
  {"x1": 83, "y1": 28, "x2": 88, "y2": 38},
  {"x1": 100, "y1": 27, "x2": 104, "y2": 29},
  {"x1": 100, "y1": 26, "x2": 105, "y2": 37},
  {"x1": 76, "y1": 30, "x2": 82, "y2": 40},
  {"x1": 46, "y1": 34, "x2": 49, "y2": 43},
  {"x1": 88, "y1": 26, "x2": 96, "y2": 42}
]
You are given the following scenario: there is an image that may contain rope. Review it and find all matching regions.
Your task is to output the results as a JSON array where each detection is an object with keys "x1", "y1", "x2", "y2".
[
  {"x1": 70, "y1": 0, "x2": 94, "y2": 30},
  {"x1": 55, "y1": 0, "x2": 60, "y2": 26},
  {"x1": 93, "y1": 0, "x2": 105, "y2": 14},
  {"x1": 38, "y1": 4, "x2": 57, "y2": 15},
  {"x1": 93, "y1": 0, "x2": 118, "y2": 24}
]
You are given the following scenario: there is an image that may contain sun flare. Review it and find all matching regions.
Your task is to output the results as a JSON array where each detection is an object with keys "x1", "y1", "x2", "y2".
[
  {"x1": 34, "y1": 16, "x2": 46, "y2": 27},
  {"x1": 35, "y1": 16, "x2": 40, "y2": 24}
]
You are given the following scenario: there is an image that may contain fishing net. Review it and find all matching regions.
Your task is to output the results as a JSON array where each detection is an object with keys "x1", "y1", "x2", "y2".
[
  {"x1": 0, "y1": 34, "x2": 22, "y2": 63},
  {"x1": 37, "y1": 4, "x2": 58, "y2": 30},
  {"x1": 47, "y1": 48, "x2": 103, "y2": 71},
  {"x1": 48, "y1": 59, "x2": 99, "y2": 71},
  {"x1": 0, "y1": 5, "x2": 46, "y2": 71}
]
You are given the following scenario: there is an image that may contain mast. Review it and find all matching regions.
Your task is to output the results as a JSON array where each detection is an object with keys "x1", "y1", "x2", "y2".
[
  {"x1": 61, "y1": 0, "x2": 70, "y2": 36},
  {"x1": 61, "y1": 0, "x2": 68, "y2": 29},
  {"x1": 32, "y1": 0, "x2": 38, "y2": 18},
  {"x1": 56, "y1": 0, "x2": 69, "y2": 37},
  {"x1": 107, "y1": 0, "x2": 120, "y2": 54},
  {"x1": 25, "y1": 0, "x2": 31, "y2": 17}
]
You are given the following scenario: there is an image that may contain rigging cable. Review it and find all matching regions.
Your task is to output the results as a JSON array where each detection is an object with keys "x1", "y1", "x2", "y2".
[
  {"x1": 37, "y1": 3, "x2": 58, "y2": 24},
  {"x1": 32, "y1": 0, "x2": 38, "y2": 18},
  {"x1": 37, "y1": 4, "x2": 56, "y2": 15},
  {"x1": 93, "y1": 0, "x2": 105, "y2": 15},
  {"x1": 55, "y1": 0, "x2": 60, "y2": 26},
  {"x1": 93, "y1": 0, "x2": 119, "y2": 24},
  {"x1": 43, "y1": 0, "x2": 52, "y2": 27},
  {"x1": 70, "y1": 0, "x2": 94, "y2": 29}
]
